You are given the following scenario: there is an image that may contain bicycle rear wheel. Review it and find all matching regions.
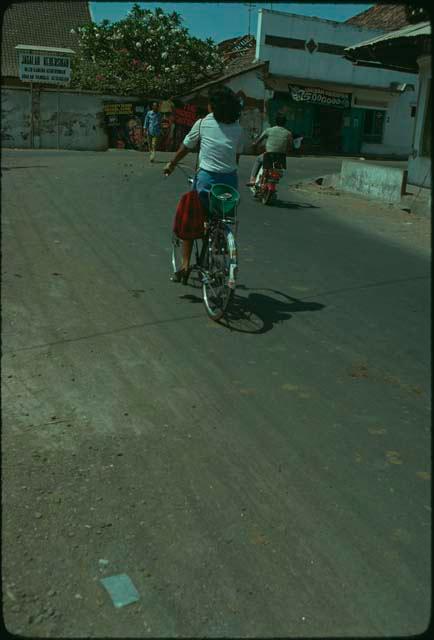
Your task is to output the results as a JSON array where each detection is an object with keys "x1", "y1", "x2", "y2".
[{"x1": 202, "y1": 226, "x2": 236, "y2": 321}]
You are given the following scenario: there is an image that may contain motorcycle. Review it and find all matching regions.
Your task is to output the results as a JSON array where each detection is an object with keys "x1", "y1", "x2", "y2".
[{"x1": 250, "y1": 152, "x2": 284, "y2": 205}]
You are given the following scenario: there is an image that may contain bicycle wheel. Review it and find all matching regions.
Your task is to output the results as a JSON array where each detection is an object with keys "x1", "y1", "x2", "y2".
[{"x1": 202, "y1": 226, "x2": 236, "y2": 321}]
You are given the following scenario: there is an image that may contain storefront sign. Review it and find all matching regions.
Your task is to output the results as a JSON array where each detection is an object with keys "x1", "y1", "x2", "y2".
[
  {"x1": 18, "y1": 51, "x2": 72, "y2": 84},
  {"x1": 174, "y1": 104, "x2": 197, "y2": 127},
  {"x1": 289, "y1": 84, "x2": 351, "y2": 109},
  {"x1": 103, "y1": 103, "x2": 134, "y2": 116}
]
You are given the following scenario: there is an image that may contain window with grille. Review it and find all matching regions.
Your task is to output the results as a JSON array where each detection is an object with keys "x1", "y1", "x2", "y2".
[{"x1": 363, "y1": 109, "x2": 385, "y2": 143}]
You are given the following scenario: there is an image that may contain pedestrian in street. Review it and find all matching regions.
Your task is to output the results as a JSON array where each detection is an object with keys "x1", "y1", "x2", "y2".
[
  {"x1": 164, "y1": 86, "x2": 243, "y2": 281},
  {"x1": 143, "y1": 101, "x2": 161, "y2": 163}
]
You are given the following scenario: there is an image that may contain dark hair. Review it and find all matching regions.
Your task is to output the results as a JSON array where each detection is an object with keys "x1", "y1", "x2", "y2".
[
  {"x1": 276, "y1": 113, "x2": 286, "y2": 127},
  {"x1": 208, "y1": 86, "x2": 242, "y2": 124}
]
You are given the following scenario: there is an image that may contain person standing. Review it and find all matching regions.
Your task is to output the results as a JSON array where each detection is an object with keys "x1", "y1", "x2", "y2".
[{"x1": 143, "y1": 101, "x2": 161, "y2": 163}]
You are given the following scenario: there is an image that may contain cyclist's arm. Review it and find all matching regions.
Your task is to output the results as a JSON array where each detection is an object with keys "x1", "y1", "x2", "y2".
[
  {"x1": 164, "y1": 144, "x2": 190, "y2": 174},
  {"x1": 164, "y1": 118, "x2": 200, "y2": 175},
  {"x1": 286, "y1": 131, "x2": 293, "y2": 155},
  {"x1": 253, "y1": 129, "x2": 267, "y2": 148}
]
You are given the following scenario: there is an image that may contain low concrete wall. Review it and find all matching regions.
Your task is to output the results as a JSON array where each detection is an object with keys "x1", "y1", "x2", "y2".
[
  {"x1": 1, "y1": 87, "x2": 142, "y2": 151},
  {"x1": 339, "y1": 160, "x2": 407, "y2": 203}
]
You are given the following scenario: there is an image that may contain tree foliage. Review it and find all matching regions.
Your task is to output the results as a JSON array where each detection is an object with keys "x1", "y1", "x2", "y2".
[{"x1": 71, "y1": 4, "x2": 224, "y2": 96}]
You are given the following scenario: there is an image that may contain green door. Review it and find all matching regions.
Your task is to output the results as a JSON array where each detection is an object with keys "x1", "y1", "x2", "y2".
[{"x1": 341, "y1": 108, "x2": 365, "y2": 155}]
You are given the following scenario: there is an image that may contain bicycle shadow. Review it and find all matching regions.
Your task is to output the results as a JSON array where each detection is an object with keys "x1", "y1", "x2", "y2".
[
  {"x1": 180, "y1": 284, "x2": 325, "y2": 334},
  {"x1": 222, "y1": 286, "x2": 324, "y2": 334}
]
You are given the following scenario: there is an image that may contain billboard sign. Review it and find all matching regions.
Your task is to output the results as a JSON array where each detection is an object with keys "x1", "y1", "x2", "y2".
[{"x1": 16, "y1": 46, "x2": 73, "y2": 85}]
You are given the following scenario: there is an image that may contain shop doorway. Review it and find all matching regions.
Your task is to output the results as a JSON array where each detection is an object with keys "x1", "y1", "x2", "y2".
[{"x1": 317, "y1": 107, "x2": 344, "y2": 154}]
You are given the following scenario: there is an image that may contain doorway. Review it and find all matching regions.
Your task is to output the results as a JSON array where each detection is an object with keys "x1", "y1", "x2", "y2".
[{"x1": 316, "y1": 106, "x2": 344, "y2": 154}]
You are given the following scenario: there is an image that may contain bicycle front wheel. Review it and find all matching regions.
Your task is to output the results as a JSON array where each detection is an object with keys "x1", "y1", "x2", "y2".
[{"x1": 202, "y1": 226, "x2": 237, "y2": 321}]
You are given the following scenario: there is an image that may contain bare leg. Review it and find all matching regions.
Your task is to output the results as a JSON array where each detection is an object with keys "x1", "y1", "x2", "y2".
[
  {"x1": 248, "y1": 154, "x2": 263, "y2": 183},
  {"x1": 182, "y1": 239, "x2": 193, "y2": 270}
]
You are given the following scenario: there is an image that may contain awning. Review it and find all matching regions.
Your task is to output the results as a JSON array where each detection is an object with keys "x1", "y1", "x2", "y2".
[{"x1": 344, "y1": 21, "x2": 430, "y2": 73}]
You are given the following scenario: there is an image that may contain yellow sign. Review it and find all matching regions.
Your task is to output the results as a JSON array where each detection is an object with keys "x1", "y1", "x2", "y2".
[{"x1": 103, "y1": 103, "x2": 134, "y2": 115}]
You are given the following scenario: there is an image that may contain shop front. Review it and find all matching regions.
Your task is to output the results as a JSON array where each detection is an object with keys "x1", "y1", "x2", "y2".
[
  {"x1": 103, "y1": 102, "x2": 146, "y2": 150},
  {"x1": 267, "y1": 83, "x2": 353, "y2": 154}
]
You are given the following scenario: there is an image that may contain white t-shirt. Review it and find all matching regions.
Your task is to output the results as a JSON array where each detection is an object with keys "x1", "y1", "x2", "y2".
[{"x1": 183, "y1": 113, "x2": 243, "y2": 173}]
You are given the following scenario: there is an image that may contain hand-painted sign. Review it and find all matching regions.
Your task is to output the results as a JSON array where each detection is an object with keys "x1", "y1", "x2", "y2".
[
  {"x1": 174, "y1": 104, "x2": 197, "y2": 127},
  {"x1": 103, "y1": 103, "x2": 134, "y2": 115},
  {"x1": 18, "y1": 51, "x2": 72, "y2": 84},
  {"x1": 289, "y1": 84, "x2": 351, "y2": 109}
]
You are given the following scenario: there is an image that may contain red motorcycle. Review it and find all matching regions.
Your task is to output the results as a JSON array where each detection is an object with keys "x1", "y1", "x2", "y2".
[{"x1": 250, "y1": 152, "x2": 285, "y2": 205}]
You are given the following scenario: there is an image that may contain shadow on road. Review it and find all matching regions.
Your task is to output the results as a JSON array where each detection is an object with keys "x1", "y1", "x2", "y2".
[
  {"x1": 271, "y1": 200, "x2": 319, "y2": 210},
  {"x1": 180, "y1": 284, "x2": 325, "y2": 334},
  {"x1": 2, "y1": 166, "x2": 50, "y2": 171}
]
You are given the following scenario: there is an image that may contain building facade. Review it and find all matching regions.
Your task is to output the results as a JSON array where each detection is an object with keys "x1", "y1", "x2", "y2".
[{"x1": 256, "y1": 9, "x2": 418, "y2": 157}]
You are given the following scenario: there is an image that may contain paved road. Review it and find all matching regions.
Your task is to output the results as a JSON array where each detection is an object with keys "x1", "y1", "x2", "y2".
[{"x1": 2, "y1": 150, "x2": 430, "y2": 636}]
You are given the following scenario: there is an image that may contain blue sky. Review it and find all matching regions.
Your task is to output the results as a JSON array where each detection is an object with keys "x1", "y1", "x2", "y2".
[{"x1": 90, "y1": 2, "x2": 374, "y2": 42}]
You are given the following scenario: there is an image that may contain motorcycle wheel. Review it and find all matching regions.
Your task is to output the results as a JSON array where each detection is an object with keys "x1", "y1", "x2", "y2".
[{"x1": 262, "y1": 189, "x2": 273, "y2": 205}]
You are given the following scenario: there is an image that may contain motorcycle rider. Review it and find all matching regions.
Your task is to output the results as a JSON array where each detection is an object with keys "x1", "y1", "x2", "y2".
[{"x1": 246, "y1": 113, "x2": 293, "y2": 186}]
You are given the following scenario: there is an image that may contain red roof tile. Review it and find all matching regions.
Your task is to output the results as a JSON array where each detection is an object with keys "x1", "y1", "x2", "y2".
[
  {"x1": 1, "y1": 1, "x2": 92, "y2": 78},
  {"x1": 345, "y1": 4, "x2": 411, "y2": 32}
]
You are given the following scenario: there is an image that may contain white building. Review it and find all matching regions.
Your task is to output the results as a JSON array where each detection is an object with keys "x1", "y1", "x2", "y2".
[
  {"x1": 255, "y1": 9, "x2": 418, "y2": 157},
  {"x1": 345, "y1": 19, "x2": 431, "y2": 187}
]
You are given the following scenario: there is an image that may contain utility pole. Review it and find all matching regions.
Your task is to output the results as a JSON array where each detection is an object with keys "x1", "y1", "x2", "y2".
[{"x1": 244, "y1": 3, "x2": 256, "y2": 36}]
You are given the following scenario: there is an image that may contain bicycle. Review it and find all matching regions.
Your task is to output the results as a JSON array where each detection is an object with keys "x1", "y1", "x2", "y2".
[{"x1": 171, "y1": 176, "x2": 240, "y2": 321}]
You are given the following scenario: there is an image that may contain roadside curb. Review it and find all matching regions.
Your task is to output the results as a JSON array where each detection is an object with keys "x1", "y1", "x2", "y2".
[{"x1": 294, "y1": 173, "x2": 431, "y2": 218}]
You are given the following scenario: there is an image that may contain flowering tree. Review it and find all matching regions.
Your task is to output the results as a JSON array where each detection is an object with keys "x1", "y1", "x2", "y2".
[{"x1": 71, "y1": 4, "x2": 224, "y2": 96}]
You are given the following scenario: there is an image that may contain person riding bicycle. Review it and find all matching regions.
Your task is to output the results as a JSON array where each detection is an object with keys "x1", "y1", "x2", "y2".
[
  {"x1": 246, "y1": 113, "x2": 293, "y2": 186},
  {"x1": 164, "y1": 86, "x2": 243, "y2": 281}
]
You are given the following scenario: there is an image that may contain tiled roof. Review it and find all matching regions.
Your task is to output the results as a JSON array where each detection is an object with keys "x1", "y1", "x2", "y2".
[
  {"x1": 1, "y1": 1, "x2": 92, "y2": 77},
  {"x1": 345, "y1": 4, "x2": 411, "y2": 32}
]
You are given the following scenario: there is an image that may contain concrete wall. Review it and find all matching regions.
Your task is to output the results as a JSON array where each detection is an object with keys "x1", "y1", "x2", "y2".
[
  {"x1": 408, "y1": 55, "x2": 431, "y2": 187},
  {"x1": 1, "y1": 87, "x2": 142, "y2": 151},
  {"x1": 339, "y1": 160, "x2": 407, "y2": 203},
  {"x1": 1, "y1": 88, "x2": 32, "y2": 147},
  {"x1": 256, "y1": 10, "x2": 418, "y2": 89},
  {"x1": 225, "y1": 70, "x2": 265, "y2": 101}
]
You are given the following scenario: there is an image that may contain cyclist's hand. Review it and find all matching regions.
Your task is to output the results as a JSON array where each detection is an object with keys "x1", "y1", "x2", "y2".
[{"x1": 164, "y1": 162, "x2": 174, "y2": 176}]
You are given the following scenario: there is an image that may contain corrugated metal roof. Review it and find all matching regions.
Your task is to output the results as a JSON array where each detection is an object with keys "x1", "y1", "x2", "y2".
[
  {"x1": 2, "y1": 1, "x2": 91, "y2": 78},
  {"x1": 345, "y1": 21, "x2": 431, "y2": 52}
]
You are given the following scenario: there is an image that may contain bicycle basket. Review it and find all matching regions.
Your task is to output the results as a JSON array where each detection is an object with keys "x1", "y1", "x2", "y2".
[{"x1": 209, "y1": 184, "x2": 240, "y2": 219}]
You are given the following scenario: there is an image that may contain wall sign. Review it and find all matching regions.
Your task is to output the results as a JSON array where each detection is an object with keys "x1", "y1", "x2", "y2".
[
  {"x1": 18, "y1": 51, "x2": 72, "y2": 84},
  {"x1": 289, "y1": 84, "x2": 351, "y2": 109},
  {"x1": 174, "y1": 104, "x2": 197, "y2": 127},
  {"x1": 103, "y1": 103, "x2": 134, "y2": 116}
]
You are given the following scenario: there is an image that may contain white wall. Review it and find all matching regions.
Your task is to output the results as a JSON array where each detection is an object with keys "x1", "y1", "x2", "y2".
[
  {"x1": 1, "y1": 88, "x2": 141, "y2": 150},
  {"x1": 225, "y1": 69, "x2": 265, "y2": 101},
  {"x1": 1, "y1": 89, "x2": 32, "y2": 147},
  {"x1": 256, "y1": 9, "x2": 418, "y2": 90},
  {"x1": 408, "y1": 55, "x2": 431, "y2": 187},
  {"x1": 355, "y1": 89, "x2": 417, "y2": 156}
]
